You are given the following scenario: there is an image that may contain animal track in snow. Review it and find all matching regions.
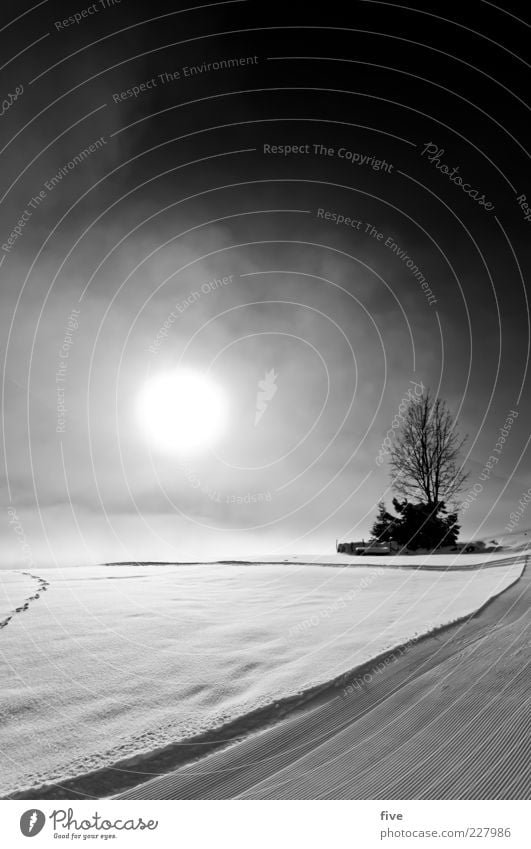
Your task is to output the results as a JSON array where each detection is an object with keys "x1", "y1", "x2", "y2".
[{"x1": 0, "y1": 572, "x2": 49, "y2": 630}]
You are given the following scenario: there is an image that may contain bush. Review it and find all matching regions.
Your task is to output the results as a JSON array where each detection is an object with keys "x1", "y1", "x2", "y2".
[{"x1": 371, "y1": 498, "x2": 460, "y2": 551}]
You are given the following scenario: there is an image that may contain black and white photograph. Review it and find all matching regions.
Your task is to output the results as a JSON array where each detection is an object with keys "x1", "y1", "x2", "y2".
[{"x1": 0, "y1": 0, "x2": 529, "y2": 845}]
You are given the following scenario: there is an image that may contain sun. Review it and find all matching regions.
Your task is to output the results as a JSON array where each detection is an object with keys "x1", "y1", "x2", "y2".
[{"x1": 137, "y1": 369, "x2": 228, "y2": 455}]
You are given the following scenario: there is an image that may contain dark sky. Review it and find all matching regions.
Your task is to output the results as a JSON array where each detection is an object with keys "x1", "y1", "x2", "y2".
[{"x1": 1, "y1": 0, "x2": 530, "y2": 565}]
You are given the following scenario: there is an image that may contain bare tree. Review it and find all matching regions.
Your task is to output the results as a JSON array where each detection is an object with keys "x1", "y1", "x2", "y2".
[{"x1": 389, "y1": 391, "x2": 468, "y2": 508}]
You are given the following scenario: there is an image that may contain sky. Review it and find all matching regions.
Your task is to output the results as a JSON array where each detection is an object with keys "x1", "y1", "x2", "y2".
[{"x1": 1, "y1": 0, "x2": 530, "y2": 566}]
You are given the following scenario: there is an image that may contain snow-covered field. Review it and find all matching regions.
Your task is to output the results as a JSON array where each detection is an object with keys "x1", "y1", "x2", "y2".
[
  {"x1": 0, "y1": 558, "x2": 525, "y2": 796},
  {"x1": 0, "y1": 572, "x2": 37, "y2": 622}
]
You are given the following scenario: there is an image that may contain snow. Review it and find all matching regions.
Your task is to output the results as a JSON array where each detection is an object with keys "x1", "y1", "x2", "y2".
[
  {"x1": 211, "y1": 550, "x2": 527, "y2": 568},
  {"x1": 0, "y1": 558, "x2": 525, "y2": 796},
  {"x1": 0, "y1": 571, "x2": 36, "y2": 622}
]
